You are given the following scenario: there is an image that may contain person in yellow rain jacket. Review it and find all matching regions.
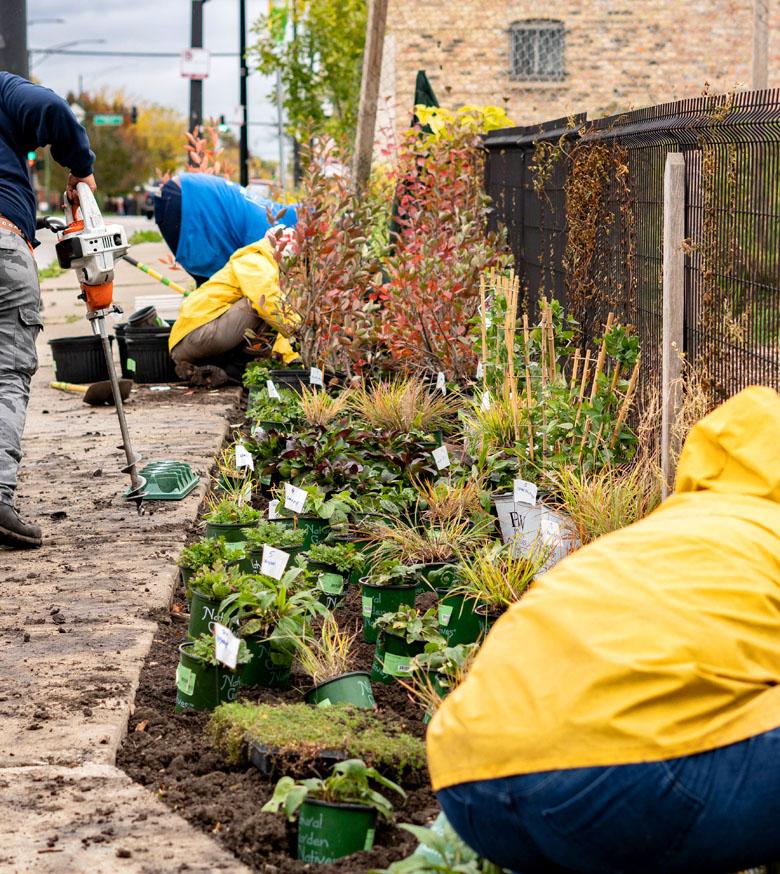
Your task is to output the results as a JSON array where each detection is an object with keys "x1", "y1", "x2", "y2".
[
  {"x1": 428, "y1": 386, "x2": 780, "y2": 874},
  {"x1": 169, "y1": 236, "x2": 297, "y2": 386}
]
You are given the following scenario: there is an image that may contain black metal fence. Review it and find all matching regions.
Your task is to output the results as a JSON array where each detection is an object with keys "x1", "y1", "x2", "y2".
[{"x1": 484, "y1": 91, "x2": 780, "y2": 400}]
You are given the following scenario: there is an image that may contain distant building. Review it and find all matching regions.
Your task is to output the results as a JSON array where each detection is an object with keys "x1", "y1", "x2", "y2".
[{"x1": 377, "y1": 0, "x2": 772, "y2": 140}]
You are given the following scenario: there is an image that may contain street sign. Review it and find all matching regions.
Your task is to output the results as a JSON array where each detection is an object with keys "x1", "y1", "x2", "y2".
[
  {"x1": 181, "y1": 48, "x2": 210, "y2": 80},
  {"x1": 93, "y1": 114, "x2": 123, "y2": 126}
]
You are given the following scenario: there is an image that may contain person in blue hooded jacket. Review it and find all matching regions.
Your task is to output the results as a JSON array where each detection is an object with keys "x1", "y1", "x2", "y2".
[{"x1": 154, "y1": 174, "x2": 297, "y2": 285}]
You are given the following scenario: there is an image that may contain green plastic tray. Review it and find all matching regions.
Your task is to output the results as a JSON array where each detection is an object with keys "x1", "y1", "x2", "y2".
[{"x1": 126, "y1": 460, "x2": 199, "y2": 501}]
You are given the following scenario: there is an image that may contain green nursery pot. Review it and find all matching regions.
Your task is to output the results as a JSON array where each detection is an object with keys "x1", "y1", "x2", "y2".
[
  {"x1": 188, "y1": 590, "x2": 226, "y2": 639},
  {"x1": 238, "y1": 636, "x2": 292, "y2": 689},
  {"x1": 296, "y1": 799, "x2": 377, "y2": 864},
  {"x1": 310, "y1": 561, "x2": 347, "y2": 610},
  {"x1": 436, "y1": 590, "x2": 485, "y2": 646},
  {"x1": 205, "y1": 520, "x2": 258, "y2": 543},
  {"x1": 175, "y1": 642, "x2": 219, "y2": 712},
  {"x1": 360, "y1": 579, "x2": 418, "y2": 643},
  {"x1": 296, "y1": 516, "x2": 328, "y2": 549},
  {"x1": 304, "y1": 671, "x2": 375, "y2": 709},
  {"x1": 371, "y1": 631, "x2": 425, "y2": 684}
]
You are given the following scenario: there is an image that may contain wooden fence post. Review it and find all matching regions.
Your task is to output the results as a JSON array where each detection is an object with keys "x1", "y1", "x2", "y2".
[
  {"x1": 662, "y1": 152, "x2": 686, "y2": 498},
  {"x1": 352, "y1": 0, "x2": 389, "y2": 191}
]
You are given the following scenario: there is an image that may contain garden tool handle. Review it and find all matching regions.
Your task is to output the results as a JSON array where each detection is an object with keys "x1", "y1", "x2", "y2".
[{"x1": 50, "y1": 381, "x2": 88, "y2": 396}]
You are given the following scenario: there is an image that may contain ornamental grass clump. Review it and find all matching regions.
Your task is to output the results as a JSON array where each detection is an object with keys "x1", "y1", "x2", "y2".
[
  {"x1": 294, "y1": 615, "x2": 356, "y2": 685},
  {"x1": 350, "y1": 377, "x2": 455, "y2": 434},
  {"x1": 299, "y1": 384, "x2": 353, "y2": 427},
  {"x1": 366, "y1": 515, "x2": 489, "y2": 566},
  {"x1": 413, "y1": 477, "x2": 487, "y2": 526},
  {"x1": 546, "y1": 455, "x2": 662, "y2": 546},
  {"x1": 401, "y1": 643, "x2": 479, "y2": 718},
  {"x1": 454, "y1": 540, "x2": 551, "y2": 612}
]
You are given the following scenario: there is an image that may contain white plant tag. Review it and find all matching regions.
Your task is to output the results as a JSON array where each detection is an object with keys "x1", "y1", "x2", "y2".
[
  {"x1": 235, "y1": 443, "x2": 254, "y2": 470},
  {"x1": 261, "y1": 544, "x2": 290, "y2": 580},
  {"x1": 213, "y1": 622, "x2": 240, "y2": 670},
  {"x1": 284, "y1": 482, "x2": 308, "y2": 514},
  {"x1": 481, "y1": 391, "x2": 491, "y2": 412},
  {"x1": 252, "y1": 424, "x2": 267, "y2": 441},
  {"x1": 513, "y1": 479, "x2": 538, "y2": 506},
  {"x1": 435, "y1": 371, "x2": 447, "y2": 395},
  {"x1": 540, "y1": 517, "x2": 561, "y2": 544},
  {"x1": 309, "y1": 366, "x2": 324, "y2": 387},
  {"x1": 268, "y1": 498, "x2": 281, "y2": 520},
  {"x1": 266, "y1": 379, "x2": 280, "y2": 400},
  {"x1": 432, "y1": 444, "x2": 450, "y2": 470},
  {"x1": 476, "y1": 361, "x2": 484, "y2": 379}
]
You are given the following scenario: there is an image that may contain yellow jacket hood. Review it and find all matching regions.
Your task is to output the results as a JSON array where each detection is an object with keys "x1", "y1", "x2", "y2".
[{"x1": 675, "y1": 385, "x2": 780, "y2": 502}]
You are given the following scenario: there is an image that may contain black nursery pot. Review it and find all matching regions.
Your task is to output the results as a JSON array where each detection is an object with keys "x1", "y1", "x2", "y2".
[
  {"x1": 49, "y1": 335, "x2": 114, "y2": 384},
  {"x1": 269, "y1": 368, "x2": 343, "y2": 394},
  {"x1": 125, "y1": 324, "x2": 179, "y2": 384}
]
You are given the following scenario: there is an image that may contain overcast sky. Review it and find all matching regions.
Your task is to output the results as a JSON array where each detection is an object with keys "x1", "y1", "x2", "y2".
[{"x1": 28, "y1": 0, "x2": 283, "y2": 160}]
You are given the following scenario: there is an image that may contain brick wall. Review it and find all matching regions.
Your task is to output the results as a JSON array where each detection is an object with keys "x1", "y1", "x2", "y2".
[{"x1": 382, "y1": 0, "x2": 778, "y2": 131}]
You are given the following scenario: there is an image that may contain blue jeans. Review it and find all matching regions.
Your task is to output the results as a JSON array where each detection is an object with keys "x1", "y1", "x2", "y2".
[{"x1": 437, "y1": 727, "x2": 780, "y2": 874}]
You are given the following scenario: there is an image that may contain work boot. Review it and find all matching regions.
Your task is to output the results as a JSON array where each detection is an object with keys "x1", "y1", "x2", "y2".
[
  {"x1": 0, "y1": 503, "x2": 43, "y2": 549},
  {"x1": 190, "y1": 365, "x2": 230, "y2": 388}
]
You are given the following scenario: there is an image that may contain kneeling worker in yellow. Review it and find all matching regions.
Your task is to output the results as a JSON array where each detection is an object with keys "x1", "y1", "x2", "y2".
[
  {"x1": 169, "y1": 237, "x2": 297, "y2": 386},
  {"x1": 429, "y1": 386, "x2": 780, "y2": 874}
]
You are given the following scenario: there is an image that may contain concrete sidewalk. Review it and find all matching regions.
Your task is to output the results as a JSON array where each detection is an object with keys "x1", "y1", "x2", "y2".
[{"x1": 0, "y1": 367, "x2": 249, "y2": 872}]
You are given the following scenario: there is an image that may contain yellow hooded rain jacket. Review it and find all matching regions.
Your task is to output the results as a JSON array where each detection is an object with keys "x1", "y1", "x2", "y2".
[{"x1": 427, "y1": 386, "x2": 780, "y2": 791}]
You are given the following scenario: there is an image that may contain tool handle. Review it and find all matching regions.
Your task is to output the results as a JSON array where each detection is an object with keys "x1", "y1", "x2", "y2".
[{"x1": 50, "y1": 381, "x2": 88, "y2": 395}]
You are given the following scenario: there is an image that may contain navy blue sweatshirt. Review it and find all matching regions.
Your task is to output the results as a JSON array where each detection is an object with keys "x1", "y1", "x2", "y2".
[{"x1": 0, "y1": 72, "x2": 94, "y2": 245}]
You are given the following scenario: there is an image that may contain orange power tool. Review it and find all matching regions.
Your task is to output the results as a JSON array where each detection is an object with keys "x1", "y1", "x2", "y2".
[{"x1": 54, "y1": 183, "x2": 147, "y2": 511}]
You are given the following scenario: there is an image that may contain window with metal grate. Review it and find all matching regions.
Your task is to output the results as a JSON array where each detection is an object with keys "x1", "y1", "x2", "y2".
[{"x1": 509, "y1": 20, "x2": 565, "y2": 82}]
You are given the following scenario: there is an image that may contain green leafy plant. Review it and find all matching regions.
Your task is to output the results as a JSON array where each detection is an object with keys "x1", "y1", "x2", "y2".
[
  {"x1": 274, "y1": 483, "x2": 359, "y2": 527},
  {"x1": 453, "y1": 540, "x2": 551, "y2": 611},
  {"x1": 401, "y1": 644, "x2": 478, "y2": 718},
  {"x1": 190, "y1": 563, "x2": 249, "y2": 602},
  {"x1": 242, "y1": 359, "x2": 274, "y2": 389},
  {"x1": 247, "y1": 387, "x2": 302, "y2": 425},
  {"x1": 178, "y1": 537, "x2": 233, "y2": 572},
  {"x1": 262, "y1": 758, "x2": 405, "y2": 822},
  {"x1": 375, "y1": 605, "x2": 445, "y2": 648},
  {"x1": 306, "y1": 541, "x2": 364, "y2": 574},
  {"x1": 294, "y1": 614, "x2": 356, "y2": 684},
  {"x1": 242, "y1": 521, "x2": 306, "y2": 551},
  {"x1": 204, "y1": 497, "x2": 261, "y2": 526},
  {"x1": 190, "y1": 631, "x2": 252, "y2": 667},
  {"x1": 372, "y1": 816, "x2": 504, "y2": 873},
  {"x1": 363, "y1": 562, "x2": 420, "y2": 588}
]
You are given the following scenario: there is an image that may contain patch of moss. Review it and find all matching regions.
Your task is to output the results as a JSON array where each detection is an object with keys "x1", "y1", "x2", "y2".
[{"x1": 207, "y1": 702, "x2": 426, "y2": 780}]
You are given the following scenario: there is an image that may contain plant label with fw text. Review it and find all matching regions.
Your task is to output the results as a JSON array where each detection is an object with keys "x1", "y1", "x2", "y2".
[
  {"x1": 436, "y1": 371, "x2": 447, "y2": 395},
  {"x1": 266, "y1": 379, "x2": 280, "y2": 400},
  {"x1": 309, "y1": 366, "x2": 324, "y2": 387},
  {"x1": 513, "y1": 479, "x2": 537, "y2": 507},
  {"x1": 213, "y1": 622, "x2": 240, "y2": 669},
  {"x1": 481, "y1": 391, "x2": 491, "y2": 412},
  {"x1": 261, "y1": 545, "x2": 290, "y2": 580},
  {"x1": 540, "y1": 517, "x2": 561, "y2": 545},
  {"x1": 284, "y1": 483, "x2": 308, "y2": 514},
  {"x1": 432, "y1": 444, "x2": 451, "y2": 470},
  {"x1": 268, "y1": 498, "x2": 281, "y2": 520},
  {"x1": 252, "y1": 424, "x2": 267, "y2": 442},
  {"x1": 235, "y1": 444, "x2": 254, "y2": 470}
]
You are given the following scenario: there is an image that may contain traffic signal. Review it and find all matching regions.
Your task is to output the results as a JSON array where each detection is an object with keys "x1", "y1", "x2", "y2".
[
  {"x1": 218, "y1": 114, "x2": 229, "y2": 132},
  {"x1": 130, "y1": 106, "x2": 138, "y2": 124}
]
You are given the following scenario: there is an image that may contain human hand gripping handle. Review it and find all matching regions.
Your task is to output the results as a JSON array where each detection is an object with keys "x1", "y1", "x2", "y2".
[{"x1": 66, "y1": 172, "x2": 97, "y2": 206}]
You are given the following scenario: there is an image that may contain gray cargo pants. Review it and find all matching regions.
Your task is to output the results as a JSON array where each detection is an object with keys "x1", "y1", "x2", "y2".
[{"x1": 0, "y1": 230, "x2": 43, "y2": 507}]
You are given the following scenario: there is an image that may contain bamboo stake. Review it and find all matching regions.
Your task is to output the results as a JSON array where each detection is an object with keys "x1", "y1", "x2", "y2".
[
  {"x1": 574, "y1": 349, "x2": 591, "y2": 427},
  {"x1": 609, "y1": 357, "x2": 642, "y2": 448},
  {"x1": 570, "y1": 348, "x2": 581, "y2": 392},
  {"x1": 589, "y1": 312, "x2": 615, "y2": 403},
  {"x1": 546, "y1": 304, "x2": 556, "y2": 383},
  {"x1": 522, "y1": 313, "x2": 535, "y2": 462},
  {"x1": 539, "y1": 302, "x2": 548, "y2": 390}
]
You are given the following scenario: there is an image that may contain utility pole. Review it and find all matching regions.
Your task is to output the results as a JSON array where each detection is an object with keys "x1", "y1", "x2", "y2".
[
  {"x1": 753, "y1": 0, "x2": 769, "y2": 90},
  {"x1": 352, "y1": 0, "x2": 388, "y2": 191},
  {"x1": 1, "y1": 0, "x2": 29, "y2": 79},
  {"x1": 189, "y1": 0, "x2": 206, "y2": 134},
  {"x1": 239, "y1": 0, "x2": 249, "y2": 187}
]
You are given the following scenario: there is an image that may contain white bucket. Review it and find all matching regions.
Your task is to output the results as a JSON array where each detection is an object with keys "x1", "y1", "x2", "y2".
[
  {"x1": 492, "y1": 492, "x2": 579, "y2": 569},
  {"x1": 134, "y1": 294, "x2": 182, "y2": 322}
]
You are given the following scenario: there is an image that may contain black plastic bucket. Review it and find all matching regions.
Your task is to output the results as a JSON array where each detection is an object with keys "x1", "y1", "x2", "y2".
[
  {"x1": 48, "y1": 335, "x2": 114, "y2": 384},
  {"x1": 125, "y1": 325, "x2": 179, "y2": 383}
]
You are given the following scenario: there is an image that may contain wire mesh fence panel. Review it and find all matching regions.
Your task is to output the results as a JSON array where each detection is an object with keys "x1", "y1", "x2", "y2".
[{"x1": 484, "y1": 92, "x2": 780, "y2": 402}]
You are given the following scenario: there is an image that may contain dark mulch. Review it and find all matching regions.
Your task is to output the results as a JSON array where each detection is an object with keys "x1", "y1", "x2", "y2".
[{"x1": 117, "y1": 583, "x2": 439, "y2": 872}]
